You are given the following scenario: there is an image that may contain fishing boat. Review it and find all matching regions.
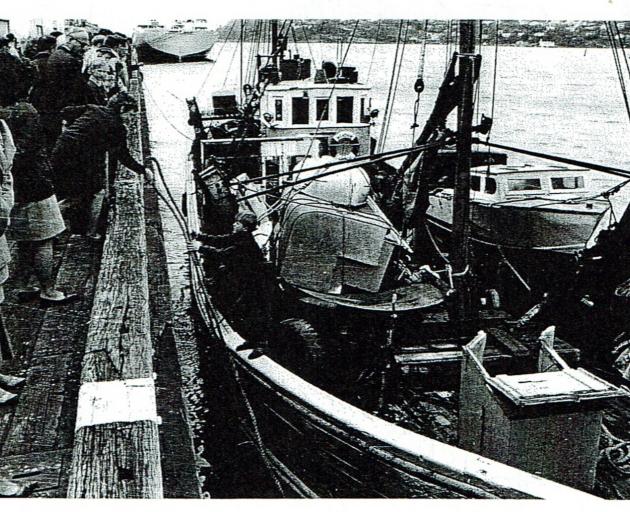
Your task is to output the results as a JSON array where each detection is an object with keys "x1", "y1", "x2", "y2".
[
  {"x1": 178, "y1": 19, "x2": 629, "y2": 498},
  {"x1": 426, "y1": 164, "x2": 609, "y2": 253},
  {"x1": 133, "y1": 19, "x2": 216, "y2": 64}
]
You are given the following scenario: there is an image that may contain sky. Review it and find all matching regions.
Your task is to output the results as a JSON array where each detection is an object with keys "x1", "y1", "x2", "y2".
[{"x1": 4, "y1": 0, "x2": 630, "y2": 37}]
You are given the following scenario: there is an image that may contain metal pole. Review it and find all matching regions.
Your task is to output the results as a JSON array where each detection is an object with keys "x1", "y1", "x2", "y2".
[
  {"x1": 271, "y1": 20, "x2": 278, "y2": 66},
  {"x1": 451, "y1": 20, "x2": 476, "y2": 321},
  {"x1": 239, "y1": 20, "x2": 244, "y2": 104}
]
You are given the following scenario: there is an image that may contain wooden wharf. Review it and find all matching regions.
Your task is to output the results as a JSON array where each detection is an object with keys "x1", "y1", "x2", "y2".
[{"x1": 0, "y1": 68, "x2": 199, "y2": 498}]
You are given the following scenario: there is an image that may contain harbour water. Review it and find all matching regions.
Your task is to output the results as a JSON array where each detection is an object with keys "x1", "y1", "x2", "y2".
[{"x1": 142, "y1": 42, "x2": 630, "y2": 494}]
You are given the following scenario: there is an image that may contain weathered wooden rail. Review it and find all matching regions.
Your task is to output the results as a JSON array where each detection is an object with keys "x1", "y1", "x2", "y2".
[{"x1": 67, "y1": 75, "x2": 162, "y2": 498}]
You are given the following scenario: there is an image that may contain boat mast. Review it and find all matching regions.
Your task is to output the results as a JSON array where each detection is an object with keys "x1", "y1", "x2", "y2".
[{"x1": 451, "y1": 20, "x2": 476, "y2": 321}]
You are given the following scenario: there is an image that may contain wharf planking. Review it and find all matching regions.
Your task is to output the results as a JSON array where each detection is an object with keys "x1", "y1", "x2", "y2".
[
  {"x1": 0, "y1": 234, "x2": 100, "y2": 497},
  {"x1": 1, "y1": 67, "x2": 197, "y2": 498}
]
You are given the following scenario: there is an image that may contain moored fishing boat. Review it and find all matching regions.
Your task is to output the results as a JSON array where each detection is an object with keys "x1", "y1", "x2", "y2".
[
  {"x1": 426, "y1": 164, "x2": 609, "y2": 252},
  {"x1": 175, "y1": 19, "x2": 630, "y2": 498}
]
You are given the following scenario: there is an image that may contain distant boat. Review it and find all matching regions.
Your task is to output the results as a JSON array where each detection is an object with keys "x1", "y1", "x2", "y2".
[{"x1": 132, "y1": 19, "x2": 216, "y2": 64}]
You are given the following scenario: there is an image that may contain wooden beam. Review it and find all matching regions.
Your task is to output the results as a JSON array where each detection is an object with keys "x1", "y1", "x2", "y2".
[{"x1": 67, "y1": 74, "x2": 163, "y2": 498}]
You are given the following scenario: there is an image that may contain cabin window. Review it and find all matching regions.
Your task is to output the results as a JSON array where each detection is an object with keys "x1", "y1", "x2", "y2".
[
  {"x1": 292, "y1": 97, "x2": 309, "y2": 125},
  {"x1": 274, "y1": 99, "x2": 283, "y2": 121},
  {"x1": 290, "y1": 155, "x2": 307, "y2": 169},
  {"x1": 485, "y1": 177, "x2": 497, "y2": 194},
  {"x1": 507, "y1": 178, "x2": 542, "y2": 192},
  {"x1": 471, "y1": 175, "x2": 481, "y2": 191},
  {"x1": 316, "y1": 99, "x2": 329, "y2": 121},
  {"x1": 337, "y1": 96, "x2": 354, "y2": 123},
  {"x1": 551, "y1": 176, "x2": 584, "y2": 190}
]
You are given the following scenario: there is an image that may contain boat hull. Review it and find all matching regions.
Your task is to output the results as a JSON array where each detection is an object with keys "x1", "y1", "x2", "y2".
[
  {"x1": 427, "y1": 193, "x2": 607, "y2": 253},
  {"x1": 133, "y1": 30, "x2": 215, "y2": 63},
  {"x1": 183, "y1": 169, "x2": 593, "y2": 500}
]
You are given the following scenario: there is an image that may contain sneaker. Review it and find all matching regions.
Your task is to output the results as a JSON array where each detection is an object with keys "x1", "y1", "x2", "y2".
[
  {"x1": 0, "y1": 388, "x2": 17, "y2": 405},
  {"x1": 0, "y1": 373, "x2": 25, "y2": 389},
  {"x1": 247, "y1": 349, "x2": 265, "y2": 360},
  {"x1": 236, "y1": 341, "x2": 259, "y2": 352},
  {"x1": 16, "y1": 287, "x2": 40, "y2": 303},
  {"x1": 40, "y1": 291, "x2": 80, "y2": 305}
]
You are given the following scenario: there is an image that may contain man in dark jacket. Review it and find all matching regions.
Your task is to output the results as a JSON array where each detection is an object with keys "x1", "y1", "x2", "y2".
[
  {"x1": 51, "y1": 92, "x2": 150, "y2": 235},
  {"x1": 37, "y1": 28, "x2": 90, "y2": 150},
  {"x1": 29, "y1": 36, "x2": 58, "y2": 113},
  {"x1": 196, "y1": 211, "x2": 271, "y2": 359}
]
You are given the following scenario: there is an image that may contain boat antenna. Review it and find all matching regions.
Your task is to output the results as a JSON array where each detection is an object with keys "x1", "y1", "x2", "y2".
[{"x1": 451, "y1": 19, "x2": 478, "y2": 321}]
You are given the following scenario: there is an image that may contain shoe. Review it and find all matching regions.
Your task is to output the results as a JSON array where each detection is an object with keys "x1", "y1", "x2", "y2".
[
  {"x1": 247, "y1": 349, "x2": 265, "y2": 360},
  {"x1": 0, "y1": 388, "x2": 17, "y2": 405},
  {"x1": 236, "y1": 341, "x2": 259, "y2": 352},
  {"x1": 0, "y1": 373, "x2": 25, "y2": 389},
  {"x1": 16, "y1": 287, "x2": 40, "y2": 303},
  {"x1": 40, "y1": 292, "x2": 81, "y2": 305}
]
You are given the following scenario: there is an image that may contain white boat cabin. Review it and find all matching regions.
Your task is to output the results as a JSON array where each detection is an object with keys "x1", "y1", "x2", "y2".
[
  {"x1": 462, "y1": 165, "x2": 595, "y2": 202},
  {"x1": 256, "y1": 74, "x2": 373, "y2": 179}
]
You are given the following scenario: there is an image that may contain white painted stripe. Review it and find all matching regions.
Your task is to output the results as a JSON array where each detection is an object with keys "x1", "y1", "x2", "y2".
[{"x1": 75, "y1": 377, "x2": 161, "y2": 431}]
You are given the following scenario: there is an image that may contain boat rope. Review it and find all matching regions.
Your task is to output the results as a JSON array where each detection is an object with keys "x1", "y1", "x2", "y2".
[
  {"x1": 606, "y1": 22, "x2": 630, "y2": 124},
  {"x1": 224, "y1": 21, "x2": 295, "y2": 157},
  {"x1": 613, "y1": 21, "x2": 630, "y2": 91},
  {"x1": 236, "y1": 139, "x2": 449, "y2": 202},
  {"x1": 485, "y1": 20, "x2": 500, "y2": 172},
  {"x1": 298, "y1": 21, "x2": 318, "y2": 70},
  {"x1": 601, "y1": 423, "x2": 630, "y2": 476},
  {"x1": 366, "y1": 20, "x2": 382, "y2": 83},
  {"x1": 222, "y1": 35, "x2": 241, "y2": 88},
  {"x1": 195, "y1": 20, "x2": 238, "y2": 98},
  {"x1": 496, "y1": 246, "x2": 532, "y2": 292},
  {"x1": 411, "y1": 20, "x2": 429, "y2": 143},
  {"x1": 378, "y1": 20, "x2": 409, "y2": 154},
  {"x1": 475, "y1": 139, "x2": 630, "y2": 180},
  {"x1": 424, "y1": 222, "x2": 450, "y2": 265},
  {"x1": 473, "y1": 20, "x2": 483, "y2": 127},
  {"x1": 143, "y1": 84, "x2": 194, "y2": 141},
  {"x1": 296, "y1": 20, "x2": 360, "y2": 165},
  {"x1": 146, "y1": 156, "x2": 286, "y2": 496},
  {"x1": 231, "y1": 141, "x2": 450, "y2": 186}
]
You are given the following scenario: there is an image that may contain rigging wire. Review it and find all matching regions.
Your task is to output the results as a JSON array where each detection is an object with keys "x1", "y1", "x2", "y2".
[
  {"x1": 143, "y1": 84, "x2": 193, "y2": 141},
  {"x1": 222, "y1": 34, "x2": 241, "y2": 87},
  {"x1": 485, "y1": 20, "x2": 500, "y2": 172},
  {"x1": 298, "y1": 21, "x2": 318, "y2": 68},
  {"x1": 377, "y1": 20, "x2": 409, "y2": 153},
  {"x1": 366, "y1": 20, "x2": 382, "y2": 83},
  {"x1": 606, "y1": 21, "x2": 630, "y2": 124},
  {"x1": 614, "y1": 21, "x2": 630, "y2": 83},
  {"x1": 293, "y1": 20, "x2": 361, "y2": 170},
  {"x1": 195, "y1": 20, "x2": 238, "y2": 97},
  {"x1": 411, "y1": 20, "x2": 429, "y2": 143}
]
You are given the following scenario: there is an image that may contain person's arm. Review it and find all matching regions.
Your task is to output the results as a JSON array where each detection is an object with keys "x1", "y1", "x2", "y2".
[
  {"x1": 60, "y1": 105, "x2": 88, "y2": 126},
  {"x1": 198, "y1": 243, "x2": 236, "y2": 257},
  {"x1": 111, "y1": 123, "x2": 146, "y2": 174},
  {"x1": 194, "y1": 232, "x2": 236, "y2": 247}
]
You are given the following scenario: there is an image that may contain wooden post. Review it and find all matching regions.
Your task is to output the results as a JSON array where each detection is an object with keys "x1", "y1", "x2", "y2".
[
  {"x1": 451, "y1": 20, "x2": 476, "y2": 321},
  {"x1": 67, "y1": 73, "x2": 163, "y2": 498}
]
